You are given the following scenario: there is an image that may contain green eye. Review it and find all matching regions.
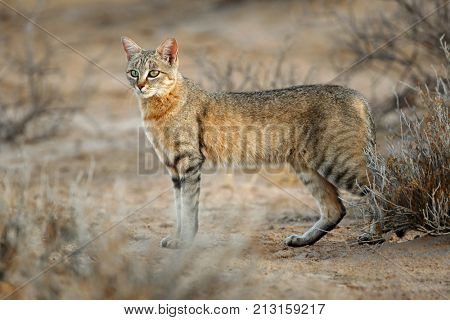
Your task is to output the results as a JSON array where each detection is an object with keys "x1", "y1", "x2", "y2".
[
  {"x1": 129, "y1": 70, "x2": 139, "y2": 78},
  {"x1": 148, "y1": 70, "x2": 160, "y2": 78}
]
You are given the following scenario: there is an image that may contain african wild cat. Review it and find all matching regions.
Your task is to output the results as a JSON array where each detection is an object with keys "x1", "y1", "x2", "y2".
[{"x1": 121, "y1": 37, "x2": 377, "y2": 249}]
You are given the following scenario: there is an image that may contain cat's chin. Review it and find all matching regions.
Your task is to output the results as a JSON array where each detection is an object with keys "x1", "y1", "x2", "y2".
[
  {"x1": 141, "y1": 93, "x2": 156, "y2": 99},
  {"x1": 140, "y1": 90, "x2": 171, "y2": 99},
  {"x1": 137, "y1": 91, "x2": 157, "y2": 99}
]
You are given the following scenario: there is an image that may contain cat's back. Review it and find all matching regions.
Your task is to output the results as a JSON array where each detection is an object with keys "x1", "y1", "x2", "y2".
[{"x1": 206, "y1": 84, "x2": 371, "y2": 126}]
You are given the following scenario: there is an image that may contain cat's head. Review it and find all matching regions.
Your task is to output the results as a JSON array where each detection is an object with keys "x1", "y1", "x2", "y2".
[{"x1": 121, "y1": 37, "x2": 179, "y2": 99}]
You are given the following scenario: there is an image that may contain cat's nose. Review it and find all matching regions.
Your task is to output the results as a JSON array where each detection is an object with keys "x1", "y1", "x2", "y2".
[{"x1": 137, "y1": 82, "x2": 145, "y2": 90}]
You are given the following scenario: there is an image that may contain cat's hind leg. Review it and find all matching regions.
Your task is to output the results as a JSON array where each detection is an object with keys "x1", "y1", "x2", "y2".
[{"x1": 285, "y1": 166, "x2": 346, "y2": 247}]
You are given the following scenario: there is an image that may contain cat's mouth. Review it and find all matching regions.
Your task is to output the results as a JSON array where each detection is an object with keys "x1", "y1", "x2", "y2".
[{"x1": 135, "y1": 87, "x2": 157, "y2": 99}]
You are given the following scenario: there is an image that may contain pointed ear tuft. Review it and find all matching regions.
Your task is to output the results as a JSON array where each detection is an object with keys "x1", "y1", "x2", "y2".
[
  {"x1": 121, "y1": 36, "x2": 142, "y2": 61},
  {"x1": 157, "y1": 38, "x2": 178, "y2": 65}
]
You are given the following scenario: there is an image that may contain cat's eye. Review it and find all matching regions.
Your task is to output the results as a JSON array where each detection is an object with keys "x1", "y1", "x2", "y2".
[
  {"x1": 148, "y1": 70, "x2": 160, "y2": 78},
  {"x1": 129, "y1": 70, "x2": 139, "y2": 78}
]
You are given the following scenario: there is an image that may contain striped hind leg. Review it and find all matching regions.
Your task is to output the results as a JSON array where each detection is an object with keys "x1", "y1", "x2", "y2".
[
  {"x1": 285, "y1": 166, "x2": 346, "y2": 247},
  {"x1": 329, "y1": 161, "x2": 385, "y2": 244}
]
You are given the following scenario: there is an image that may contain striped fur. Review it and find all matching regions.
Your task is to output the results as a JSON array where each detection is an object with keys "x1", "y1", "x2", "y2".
[{"x1": 122, "y1": 37, "x2": 376, "y2": 248}]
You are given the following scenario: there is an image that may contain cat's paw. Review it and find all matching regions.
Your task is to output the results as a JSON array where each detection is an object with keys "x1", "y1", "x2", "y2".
[
  {"x1": 357, "y1": 232, "x2": 385, "y2": 245},
  {"x1": 284, "y1": 234, "x2": 310, "y2": 247},
  {"x1": 160, "y1": 235, "x2": 182, "y2": 249}
]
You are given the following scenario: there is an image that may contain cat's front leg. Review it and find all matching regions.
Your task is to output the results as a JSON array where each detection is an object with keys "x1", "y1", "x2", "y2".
[
  {"x1": 160, "y1": 176, "x2": 182, "y2": 249},
  {"x1": 161, "y1": 161, "x2": 202, "y2": 249}
]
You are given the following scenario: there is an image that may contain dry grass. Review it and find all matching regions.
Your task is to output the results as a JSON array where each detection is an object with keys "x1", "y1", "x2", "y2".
[
  {"x1": 362, "y1": 39, "x2": 449, "y2": 236},
  {"x1": 0, "y1": 164, "x2": 261, "y2": 299}
]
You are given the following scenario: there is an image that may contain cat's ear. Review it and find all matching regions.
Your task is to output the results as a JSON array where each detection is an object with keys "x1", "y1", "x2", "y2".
[
  {"x1": 121, "y1": 36, "x2": 142, "y2": 61},
  {"x1": 157, "y1": 38, "x2": 178, "y2": 65}
]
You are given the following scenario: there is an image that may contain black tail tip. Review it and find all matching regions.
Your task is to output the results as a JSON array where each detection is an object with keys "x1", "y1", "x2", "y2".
[
  {"x1": 395, "y1": 229, "x2": 407, "y2": 238},
  {"x1": 356, "y1": 186, "x2": 371, "y2": 196}
]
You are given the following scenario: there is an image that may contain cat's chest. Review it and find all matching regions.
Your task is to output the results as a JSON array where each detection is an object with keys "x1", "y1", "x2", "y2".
[
  {"x1": 142, "y1": 120, "x2": 170, "y2": 160},
  {"x1": 142, "y1": 118, "x2": 192, "y2": 167}
]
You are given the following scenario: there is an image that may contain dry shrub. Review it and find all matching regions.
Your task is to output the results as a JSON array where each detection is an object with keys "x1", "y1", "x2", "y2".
[
  {"x1": 196, "y1": 35, "x2": 308, "y2": 92},
  {"x1": 0, "y1": 165, "x2": 258, "y2": 299},
  {"x1": 336, "y1": 0, "x2": 449, "y2": 113},
  {"x1": 198, "y1": 55, "x2": 301, "y2": 92},
  {"x1": 363, "y1": 40, "x2": 449, "y2": 236},
  {"x1": 0, "y1": 14, "x2": 93, "y2": 143}
]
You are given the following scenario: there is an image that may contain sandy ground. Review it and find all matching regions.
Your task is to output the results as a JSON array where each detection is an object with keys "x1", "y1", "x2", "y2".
[{"x1": 1, "y1": 0, "x2": 449, "y2": 299}]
